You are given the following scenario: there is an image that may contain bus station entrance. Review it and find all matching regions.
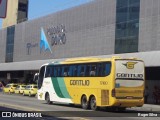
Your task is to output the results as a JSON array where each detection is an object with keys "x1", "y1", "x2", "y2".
[{"x1": 145, "y1": 67, "x2": 160, "y2": 104}]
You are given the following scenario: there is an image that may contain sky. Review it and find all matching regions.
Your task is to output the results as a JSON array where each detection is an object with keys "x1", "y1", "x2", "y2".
[{"x1": 0, "y1": 0, "x2": 93, "y2": 28}]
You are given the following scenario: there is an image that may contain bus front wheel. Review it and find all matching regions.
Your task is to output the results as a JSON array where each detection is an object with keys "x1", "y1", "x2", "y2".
[
  {"x1": 45, "y1": 93, "x2": 52, "y2": 104},
  {"x1": 81, "y1": 95, "x2": 89, "y2": 109}
]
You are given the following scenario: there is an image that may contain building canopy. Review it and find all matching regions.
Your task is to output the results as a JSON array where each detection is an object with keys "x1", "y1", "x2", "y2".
[
  {"x1": 0, "y1": 59, "x2": 54, "y2": 71},
  {"x1": 0, "y1": 51, "x2": 159, "y2": 71}
]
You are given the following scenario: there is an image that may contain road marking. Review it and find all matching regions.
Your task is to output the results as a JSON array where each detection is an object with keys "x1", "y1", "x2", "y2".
[{"x1": 0, "y1": 102, "x2": 41, "y2": 111}]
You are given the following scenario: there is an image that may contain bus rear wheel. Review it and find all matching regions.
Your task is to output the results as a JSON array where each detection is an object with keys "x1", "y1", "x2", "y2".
[
  {"x1": 90, "y1": 96, "x2": 98, "y2": 110},
  {"x1": 45, "y1": 93, "x2": 52, "y2": 104},
  {"x1": 81, "y1": 95, "x2": 89, "y2": 109}
]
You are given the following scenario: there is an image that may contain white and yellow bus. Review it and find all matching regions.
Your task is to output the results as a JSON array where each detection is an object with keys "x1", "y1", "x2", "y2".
[{"x1": 37, "y1": 56, "x2": 145, "y2": 111}]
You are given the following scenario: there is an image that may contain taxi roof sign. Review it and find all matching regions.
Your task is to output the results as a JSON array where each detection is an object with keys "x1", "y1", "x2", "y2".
[{"x1": 0, "y1": 0, "x2": 7, "y2": 18}]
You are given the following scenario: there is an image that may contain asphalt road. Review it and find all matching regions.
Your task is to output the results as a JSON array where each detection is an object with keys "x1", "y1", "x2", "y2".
[{"x1": 0, "y1": 92, "x2": 159, "y2": 120}]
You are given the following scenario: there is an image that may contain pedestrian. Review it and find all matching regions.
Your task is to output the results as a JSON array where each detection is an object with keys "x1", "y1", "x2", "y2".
[
  {"x1": 153, "y1": 85, "x2": 160, "y2": 104},
  {"x1": 0, "y1": 81, "x2": 4, "y2": 92},
  {"x1": 145, "y1": 86, "x2": 149, "y2": 103},
  {"x1": 1, "y1": 81, "x2": 5, "y2": 86}
]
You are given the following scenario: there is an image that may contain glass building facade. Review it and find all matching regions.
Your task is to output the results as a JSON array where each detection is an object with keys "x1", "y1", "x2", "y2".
[
  {"x1": 115, "y1": 0, "x2": 140, "y2": 53},
  {"x1": 5, "y1": 26, "x2": 15, "y2": 62}
]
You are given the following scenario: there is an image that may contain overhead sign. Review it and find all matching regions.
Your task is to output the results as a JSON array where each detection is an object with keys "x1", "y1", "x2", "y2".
[{"x1": 0, "y1": 0, "x2": 7, "y2": 18}]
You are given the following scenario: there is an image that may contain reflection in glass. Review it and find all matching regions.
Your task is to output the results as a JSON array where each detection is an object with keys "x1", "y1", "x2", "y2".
[
  {"x1": 115, "y1": 0, "x2": 140, "y2": 54},
  {"x1": 6, "y1": 26, "x2": 15, "y2": 62},
  {"x1": 116, "y1": 0, "x2": 128, "y2": 8},
  {"x1": 116, "y1": 7, "x2": 128, "y2": 23}
]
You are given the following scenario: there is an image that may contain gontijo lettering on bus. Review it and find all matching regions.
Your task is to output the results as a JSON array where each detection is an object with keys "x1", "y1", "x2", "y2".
[
  {"x1": 70, "y1": 80, "x2": 90, "y2": 86},
  {"x1": 116, "y1": 73, "x2": 144, "y2": 79}
]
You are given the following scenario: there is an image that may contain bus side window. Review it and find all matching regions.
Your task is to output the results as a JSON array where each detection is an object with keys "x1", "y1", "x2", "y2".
[
  {"x1": 97, "y1": 63, "x2": 102, "y2": 76},
  {"x1": 85, "y1": 64, "x2": 90, "y2": 76},
  {"x1": 54, "y1": 67, "x2": 58, "y2": 77},
  {"x1": 72, "y1": 65, "x2": 77, "y2": 77},
  {"x1": 90, "y1": 64, "x2": 96, "y2": 76},
  {"x1": 80, "y1": 65, "x2": 86, "y2": 76},
  {"x1": 77, "y1": 65, "x2": 81, "y2": 76},
  {"x1": 45, "y1": 66, "x2": 52, "y2": 78},
  {"x1": 101, "y1": 63, "x2": 111, "y2": 76},
  {"x1": 69, "y1": 66, "x2": 73, "y2": 76},
  {"x1": 77, "y1": 65, "x2": 80, "y2": 76},
  {"x1": 105, "y1": 63, "x2": 111, "y2": 76},
  {"x1": 50, "y1": 66, "x2": 54, "y2": 77},
  {"x1": 57, "y1": 66, "x2": 62, "y2": 77},
  {"x1": 101, "y1": 63, "x2": 105, "y2": 76},
  {"x1": 77, "y1": 65, "x2": 85, "y2": 77},
  {"x1": 67, "y1": 66, "x2": 71, "y2": 76},
  {"x1": 62, "y1": 66, "x2": 69, "y2": 77}
]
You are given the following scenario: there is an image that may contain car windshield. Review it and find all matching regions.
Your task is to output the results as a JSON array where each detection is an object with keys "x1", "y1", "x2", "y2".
[{"x1": 25, "y1": 86, "x2": 29, "y2": 88}]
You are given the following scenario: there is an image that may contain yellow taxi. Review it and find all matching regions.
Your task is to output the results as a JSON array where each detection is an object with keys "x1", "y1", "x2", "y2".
[
  {"x1": 3, "y1": 83, "x2": 18, "y2": 94},
  {"x1": 22, "y1": 84, "x2": 37, "y2": 97},
  {"x1": 14, "y1": 85, "x2": 26, "y2": 94}
]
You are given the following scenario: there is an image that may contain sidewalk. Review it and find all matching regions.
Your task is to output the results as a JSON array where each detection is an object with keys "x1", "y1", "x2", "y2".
[{"x1": 130, "y1": 104, "x2": 160, "y2": 112}]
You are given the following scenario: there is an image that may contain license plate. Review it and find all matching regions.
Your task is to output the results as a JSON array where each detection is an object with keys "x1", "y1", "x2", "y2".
[{"x1": 126, "y1": 96, "x2": 133, "y2": 99}]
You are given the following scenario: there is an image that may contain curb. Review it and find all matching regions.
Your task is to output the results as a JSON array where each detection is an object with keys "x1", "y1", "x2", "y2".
[{"x1": 129, "y1": 105, "x2": 160, "y2": 112}]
